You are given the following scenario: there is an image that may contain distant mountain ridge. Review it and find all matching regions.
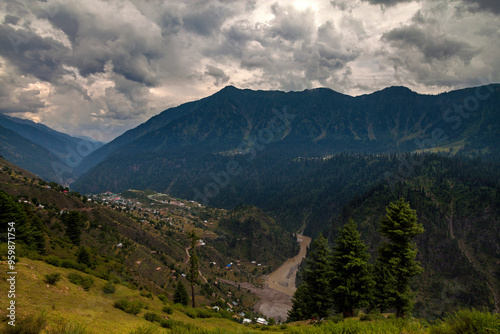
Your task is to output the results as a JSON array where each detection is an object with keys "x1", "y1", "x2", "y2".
[
  {"x1": 73, "y1": 84, "x2": 500, "y2": 194},
  {"x1": 0, "y1": 113, "x2": 104, "y2": 184}
]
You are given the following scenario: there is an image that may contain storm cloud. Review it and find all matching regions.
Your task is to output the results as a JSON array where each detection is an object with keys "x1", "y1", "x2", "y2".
[{"x1": 0, "y1": 0, "x2": 498, "y2": 140}]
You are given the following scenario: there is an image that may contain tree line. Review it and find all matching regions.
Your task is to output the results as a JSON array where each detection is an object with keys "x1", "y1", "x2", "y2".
[{"x1": 288, "y1": 197, "x2": 424, "y2": 321}]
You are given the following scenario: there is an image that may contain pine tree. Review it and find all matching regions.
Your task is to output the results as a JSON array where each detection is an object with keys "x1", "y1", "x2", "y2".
[
  {"x1": 61, "y1": 210, "x2": 84, "y2": 245},
  {"x1": 187, "y1": 230, "x2": 199, "y2": 308},
  {"x1": 331, "y1": 219, "x2": 374, "y2": 317},
  {"x1": 173, "y1": 281, "x2": 189, "y2": 306},
  {"x1": 77, "y1": 246, "x2": 91, "y2": 266},
  {"x1": 377, "y1": 197, "x2": 424, "y2": 317},
  {"x1": 288, "y1": 233, "x2": 332, "y2": 320}
]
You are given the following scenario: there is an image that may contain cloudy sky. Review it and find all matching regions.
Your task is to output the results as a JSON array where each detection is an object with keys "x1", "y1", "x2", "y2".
[{"x1": 0, "y1": 0, "x2": 499, "y2": 141}]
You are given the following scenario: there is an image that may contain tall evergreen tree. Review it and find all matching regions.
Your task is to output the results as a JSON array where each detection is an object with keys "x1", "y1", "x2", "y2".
[
  {"x1": 187, "y1": 230, "x2": 199, "y2": 308},
  {"x1": 288, "y1": 233, "x2": 332, "y2": 321},
  {"x1": 173, "y1": 281, "x2": 189, "y2": 306},
  {"x1": 331, "y1": 219, "x2": 374, "y2": 317},
  {"x1": 77, "y1": 246, "x2": 91, "y2": 267},
  {"x1": 376, "y1": 197, "x2": 424, "y2": 317},
  {"x1": 61, "y1": 210, "x2": 84, "y2": 245}
]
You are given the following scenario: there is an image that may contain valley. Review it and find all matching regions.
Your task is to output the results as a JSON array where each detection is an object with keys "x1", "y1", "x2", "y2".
[{"x1": 1, "y1": 84, "x2": 499, "y2": 333}]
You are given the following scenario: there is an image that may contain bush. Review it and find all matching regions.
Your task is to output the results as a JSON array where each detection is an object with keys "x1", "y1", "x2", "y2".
[
  {"x1": 430, "y1": 308, "x2": 500, "y2": 334},
  {"x1": 157, "y1": 293, "x2": 168, "y2": 303},
  {"x1": 162, "y1": 305, "x2": 173, "y2": 314},
  {"x1": 113, "y1": 299, "x2": 144, "y2": 315},
  {"x1": 80, "y1": 276, "x2": 94, "y2": 291},
  {"x1": 68, "y1": 273, "x2": 93, "y2": 291},
  {"x1": 143, "y1": 312, "x2": 162, "y2": 323},
  {"x1": 45, "y1": 255, "x2": 61, "y2": 267},
  {"x1": 61, "y1": 259, "x2": 86, "y2": 271},
  {"x1": 68, "y1": 272, "x2": 83, "y2": 285},
  {"x1": 102, "y1": 282, "x2": 116, "y2": 294},
  {"x1": 6, "y1": 312, "x2": 47, "y2": 334},
  {"x1": 159, "y1": 319, "x2": 196, "y2": 331},
  {"x1": 44, "y1": 273, "x2": 61, "y2": 285}
]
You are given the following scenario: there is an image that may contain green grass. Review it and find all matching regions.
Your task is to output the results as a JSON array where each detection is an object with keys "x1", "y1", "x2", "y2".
[
  {"x1": 1, "y1": 258, "x2": 498, "y2": 334},
  {"x1": 429, "y1": 308, "x2": 500, "y2": 334}
]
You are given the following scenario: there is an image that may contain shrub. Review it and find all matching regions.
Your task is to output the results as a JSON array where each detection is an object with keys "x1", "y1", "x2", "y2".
[
  {"x1": 80, "y1": 276, "x2": 94, "y2": 291},
  {"x1": 44, "y1": 273, "x2": 61, "y2": 285},
  {"x1": 143, "y1": 312, "x2": 162, "y2": 323},
  {"x1": 102, "y1": 282, "x2": 116, "y2": 294},
  {"x1": 61, "y1": 259, "x2": 86, "y2": 271},
  {"x1": 162, "y1": 305, "x2": 173, "y2": 314},
  {"x1": 113, "y1": 299, "x2": 144, "y2": 315},
  {"x1": 68, "y1": 272, "x2": 82, "y2": 285},
  {"x1": 158, "y1": 293, "x2": 168, "y2": 303},
  {"x1": 430, "y1": 308, "x2": 500, "y2": 334},
  {"x1": 159, "y1": 319, "x2": 196, "y2": 331},
  {"x1": 68, "y1": 272, "x2": 93, "y2": 291},
  {"x1": 45, "y1": 255, "x2": 61, "y2": 267},
  {"x1": 6, "y1": 312, "x2": 47, "y2": 334}
]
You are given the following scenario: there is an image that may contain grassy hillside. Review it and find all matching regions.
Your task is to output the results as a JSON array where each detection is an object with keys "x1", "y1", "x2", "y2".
[{"x1": 0, "y1": 157, "x2": 296, "y2": 322}]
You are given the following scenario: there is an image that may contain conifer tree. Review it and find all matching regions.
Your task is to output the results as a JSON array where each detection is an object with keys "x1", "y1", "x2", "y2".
[
  {"x1": 187, "y1": 230, "x2": 199, "y2": 308},
  {"x1": 288, "y1": 233, "x2": 332, "y2": 320},
  {"x1": 376, "y1": 197, "x2": 424, "y2": 317},
  {"x1": 331, "y1": 219, "x2": 373, "y2": 317},
  {"x1": 77, "y1": 246, "x2": 91, "y2": 266},
  {"x1": 61, "y1": 210, "x2": 84, "y2": 245},
  {"x1": 173, "y1": 281, "x2": 189, "y2": 306}
]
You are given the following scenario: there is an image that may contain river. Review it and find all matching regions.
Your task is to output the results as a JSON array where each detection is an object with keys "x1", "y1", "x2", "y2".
[{"x1": 267, "y1": 234, "x2": 312, "y2": 296}]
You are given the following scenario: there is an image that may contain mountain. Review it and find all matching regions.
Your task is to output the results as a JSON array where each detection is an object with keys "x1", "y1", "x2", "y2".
[
  {"x1": 0, "y1": 124, "x2": 74, "y2": 183},
  {"x1": 73, "y1": 84, "x2": 500, "y2": 195},
  {"x1": 0, "y1": 113, "x2": 104, "y2": 184},
  {"x1": 0, "y1": 113, "x2": 104, "y2": 161}
]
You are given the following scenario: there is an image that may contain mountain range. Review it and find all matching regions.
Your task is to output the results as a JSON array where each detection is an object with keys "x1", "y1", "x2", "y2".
[
  {"x1": 0, "y1": 113, "x2": 103, "y2": 184},
  {"x1": 72, "y1": 84, "x2": 500, "y2": 195}
]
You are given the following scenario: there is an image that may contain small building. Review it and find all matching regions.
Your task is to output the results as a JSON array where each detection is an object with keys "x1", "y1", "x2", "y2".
[
  {"x1": 117, "y1": 243, "x2": 123, "y2": 248},
  {"x1": 243, "y1": 318, "x2": 252, "y2": 324},
  {"x1": 256, "y1": 318, "x2": 268, "y2": 326}
]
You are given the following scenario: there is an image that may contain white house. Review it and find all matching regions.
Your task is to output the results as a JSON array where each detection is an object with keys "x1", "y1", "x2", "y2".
[{"x1": 256, "y1": 318, "x2": 268, "y2": 325}]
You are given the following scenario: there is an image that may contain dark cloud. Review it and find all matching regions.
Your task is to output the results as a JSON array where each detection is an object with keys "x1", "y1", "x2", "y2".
[
  {"x1": 182, "y1": 3, "x2": 233, "y2": 36},
  {"x1": 463, "y1": 0, "x2": 500, "y2": 14},
  {"x1": 382, "y1": 25, "x2": 477, "y2": 63},
  {"x1": 0, "y1": 24, "x2": 72, "y2": 82},
  {"x1": 204, "y1": 65, "x2": 230, "y2": 86},
  {"x1": 3, "y1": 15, "x2": 20, "y2": 25},
  {"x1": 44, "y1": 6, "x2": 79, "y2": 45},
  {"x1": 0, "y1": 89, "x2": 46, "y2": 114}
]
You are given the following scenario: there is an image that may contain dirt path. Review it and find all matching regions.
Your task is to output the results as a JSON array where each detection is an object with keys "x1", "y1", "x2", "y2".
[
  {"x1": 184, "y1": 246, "x2": 208, "y2": 284},
  {"x1": 267, "y1": 234, "x2": 311, "y2": 296}
]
